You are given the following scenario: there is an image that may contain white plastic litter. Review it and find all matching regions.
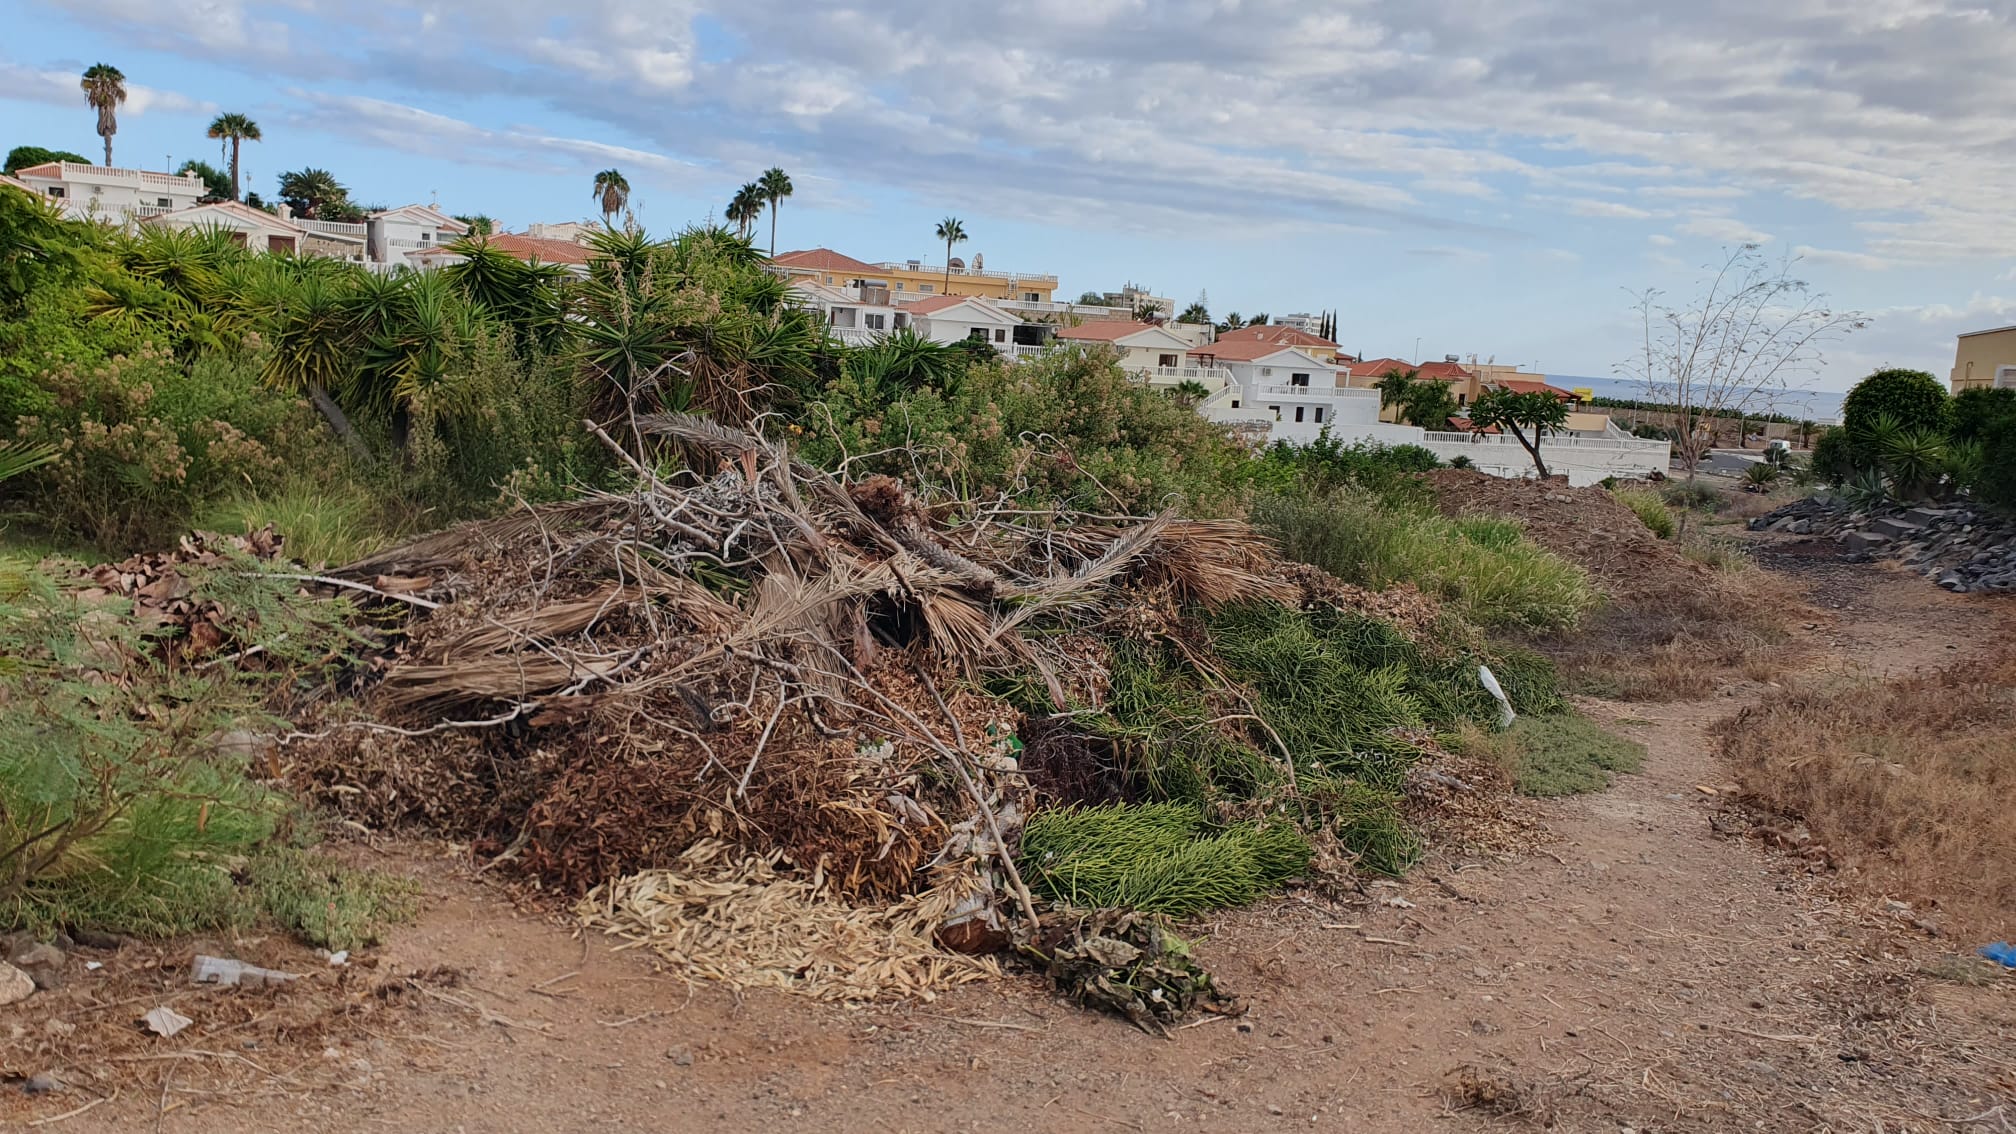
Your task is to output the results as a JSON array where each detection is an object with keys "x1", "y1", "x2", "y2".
[
  {"x1": 1478, "y1": 665, "x2": 1516, "y2": 728},
  {"x1": 142, "y1": 1006, "x2": 192, "y2": 1038}
]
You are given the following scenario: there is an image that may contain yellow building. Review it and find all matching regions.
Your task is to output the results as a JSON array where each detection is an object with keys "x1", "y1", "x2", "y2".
[
  {"x1": 1951, "y1": 325, "x2": 2016, "y2": 392},
  {"x1": 771, "y1": 248, "x2": 1058, "y2": 303}
]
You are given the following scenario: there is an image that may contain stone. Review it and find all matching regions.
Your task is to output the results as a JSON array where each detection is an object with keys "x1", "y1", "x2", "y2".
[
  {"x1": 22, "y1": 1072, "x2": 63, "y2": 1096},
  {"x1": 1843, "y1": 531, "x2": 1890, "y2": 555},
  {"x1": 0, "y1": 962, "x2": 33, "y2": 1006},
  {"x1": 9, "y1": 943, "x2": 65, "y2": 991},
  {"x1": 1868, "y1": 516, "x2": 1923, "y2": 540}
]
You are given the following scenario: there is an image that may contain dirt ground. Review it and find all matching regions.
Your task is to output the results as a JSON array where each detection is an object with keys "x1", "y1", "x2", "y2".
[{"x1": 6, "y1": 539, "x2": 2013, "y2": 1133}]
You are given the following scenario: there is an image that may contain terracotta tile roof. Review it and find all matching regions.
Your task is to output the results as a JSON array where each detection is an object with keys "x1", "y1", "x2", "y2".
[
  {"x1": 1346, "y1": 357, "x2": 1415, "y2": 378},
  {"x1": 1487, "y1": 378, "x2": 1575, "y2": 399},
  {"x1": 771, "y1": 248, "x2": 884, "y2": 275},
  {"x1": 1415, "y1": 360, "x2": 1474, "y2": 381},
  {"x1": 1214, "y1": 324, "x2": 1340, "y2": 350},
  {"x1": 1197, "y1": 339, "x2": 1325, "y2": 363},
  {"x1": 10, "y1": 162, "x2": 63, "y2": 179},
  {"x1": 1053, "y1": 321, "x2": 1167, "y2": 342},
  {"x1": 903, "y1": 295, "x2": 975, "y2": 315},
  {"x1": 486, "y1": 233, "x2": 593, "y2": 266},
  {"x1": 0, "y1": 173, "x2": 35, "y2": 195}
]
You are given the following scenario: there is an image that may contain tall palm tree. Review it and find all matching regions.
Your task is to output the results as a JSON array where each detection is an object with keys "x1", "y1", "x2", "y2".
[
  {"x1": 80, "y1": 64, "x2": 127, "y2": 167},
  {"x1": 205, "y1": 112, "x2": 261, "y2": 200},
  {"x1": 592, "y1": 169, "x2": 630, "y2": 228},
  {"x1": 934, "y1": 216, "x2": 967, "y2": 293},
  {"x1": 758, "y1": 167, "x2": 792, "y2": 258}
]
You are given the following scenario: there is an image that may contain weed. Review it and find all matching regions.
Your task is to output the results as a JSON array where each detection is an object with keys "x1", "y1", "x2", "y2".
[
  {"x1": 1018, "y1": 804, "x2": 1311, "y2": 917},
  {"x1": 1461, "y1": 714, "x2": 1646, "y2": 797},
  {"x1": 244, "y1": 848, "x2": 420, "y2": 951},
  {"x1": 198, "y1": 478, "x2": 396, "y2": 567},
  {"x1": 1252, "y1": 488, "x2": 1597, "y2": 633},
  {"x1": 1613, "y1": 487, "x2": 1676, "y2": 539},
  {"x1": 1715, "y1": 654, "x2": 2016, "y2": 937},
  {"x1": 1661, "y1": 479, "x2": 1723, "y2": 513},
  {"x1": 1919, "y1": 954, "x2": 2007, "y2": 987}
]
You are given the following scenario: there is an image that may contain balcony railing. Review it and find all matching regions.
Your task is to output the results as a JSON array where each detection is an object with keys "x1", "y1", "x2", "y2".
[
  {"x1": 1421, "y1": 430, "x2": 1669, "y2": 452},
  {"x1": 302, "y1": 219, "x2": 368, "y2": 237},
  {"x1": 874, "y1": 261, "x2": 1059, "y2": 284},
  {"x1": 40, "y1": 162, "x2": 201, "y2": 190},
  {"x1": 1137, "y1": 365, "x2": 1233, "y2": 386},
  {"x1": 134, "y1": 204, "x2": 173, "y2": 218}
]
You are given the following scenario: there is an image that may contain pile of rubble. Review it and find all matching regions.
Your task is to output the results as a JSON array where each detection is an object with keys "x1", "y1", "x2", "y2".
[{"x1": 1751, "y1": 495, "x2": 2016, "y2": 593}]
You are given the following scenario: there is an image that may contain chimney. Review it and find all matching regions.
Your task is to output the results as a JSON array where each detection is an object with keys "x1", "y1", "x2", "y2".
[{"x1": 276, "y1": 202, "x2": 292, "y2": 221}]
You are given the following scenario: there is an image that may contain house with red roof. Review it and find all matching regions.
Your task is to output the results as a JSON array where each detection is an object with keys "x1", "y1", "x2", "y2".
[
  {"x1": 12, "y1": 160, "x2": 207, "y2": 224},
  {"x1": 1213, "y1": 323, "x2": 1343, "y2": 363},
  {"x1": 144, "y1": 200, "x2": 366, "y2": 259}
]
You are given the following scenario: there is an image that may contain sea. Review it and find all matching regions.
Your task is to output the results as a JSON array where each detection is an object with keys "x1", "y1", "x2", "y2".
[{"x1": 1547, "y1": 375, "x2": 1847, "y2": 424}]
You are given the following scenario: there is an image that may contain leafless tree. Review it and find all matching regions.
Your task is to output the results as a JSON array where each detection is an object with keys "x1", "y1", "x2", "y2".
[{"x1": 1619, "y1": 245, "x2": 1866, "y2": 475}]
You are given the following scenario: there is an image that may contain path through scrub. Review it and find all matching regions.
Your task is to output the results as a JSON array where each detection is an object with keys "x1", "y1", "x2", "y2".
[{"x1": 18, "y1": 556, "x2": 2015, "y2": 1134}]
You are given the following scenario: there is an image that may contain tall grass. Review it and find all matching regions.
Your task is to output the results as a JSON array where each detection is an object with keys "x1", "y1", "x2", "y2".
[
  {"x1": 1252, "y1": 488, "x2": 1598, "y2": 633},
  {"x1": 1613, "y1": 487, "x2": 1676, "y2": 539},
  {"x1": 198, "y1": 479, "x2": 399, "y2": 567},
  {"x1": 1716, "y1": 655, "x2": 2016, "y2": 936}
]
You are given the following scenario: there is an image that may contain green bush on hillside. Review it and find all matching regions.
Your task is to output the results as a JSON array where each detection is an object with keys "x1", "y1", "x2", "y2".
[
  {"x1": 1251, "y1": 487, "x2": 1597, "y2": 633},
  {"x1": 1614, "y1": 487, "x2": 1676, "y2": 538}
]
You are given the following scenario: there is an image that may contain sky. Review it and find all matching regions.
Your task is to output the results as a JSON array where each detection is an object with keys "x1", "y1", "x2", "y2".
[{"x1": 6, "y1": 0, "x2": 2015, "y2": 394}]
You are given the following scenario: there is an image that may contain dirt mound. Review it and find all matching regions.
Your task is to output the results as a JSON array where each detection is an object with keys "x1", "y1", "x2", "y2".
[
  {"x1": 1424, "y1": 470, "x2": 1793, "y2": 698},
  {"x1": 1423, "y1": 469, "x2": 1712, "y2": 603}
]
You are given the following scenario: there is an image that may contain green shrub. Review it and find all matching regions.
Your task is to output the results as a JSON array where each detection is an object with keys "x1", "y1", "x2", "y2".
[
  {"x1": 800, "y1": 347, "x2": 1252, "y2": 515},
  {"x1": 1842, "y1": 368, "x2": 1949, "y2": 436},
  {"x1": 1659, "y1": 479, "x2": 1722, "y2": 513},
  {"x1": 7, "y1": 345, "x2": 335, "y2": 551},
  {"x1": 0, "y1": 560, "x2": 357, "y2": 936},
  {"x1": 1810, "y1": 427, "x2": 1858, "y2": 485},
  {"x1": 1614, "y1": 487, "x2": 1676, "y2": 538},
  {"x1": 1251, "y1": 487, "x2": 1597, "y2": 633},
  {"x1": 1476, "y1": 713, "x2": 1647, "y2": 797},
  {"x1": 1950, "y1": 389, "x2": 2016, "y2": 510}
]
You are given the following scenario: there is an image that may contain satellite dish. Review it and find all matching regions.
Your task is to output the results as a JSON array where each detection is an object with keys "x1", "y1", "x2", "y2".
[{"x1": 972, "y1": 252, "x2": 984, "y2": 271}]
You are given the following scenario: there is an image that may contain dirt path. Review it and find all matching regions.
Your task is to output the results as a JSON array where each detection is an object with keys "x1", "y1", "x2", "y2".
[{"x1": 19, "y1": 553, "x2": 2016, "y2": 1133}]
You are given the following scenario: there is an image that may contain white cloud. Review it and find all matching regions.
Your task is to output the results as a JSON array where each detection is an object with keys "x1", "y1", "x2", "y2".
[
  {"x1": 1677, "y1": 216, "x2": 1773, "y2": 245},
  {"x1": 1646, "y1": 233, "x2": 1676, "y2": 247},
  {"x1": 24, "y1": 0, "x2": 2016, "y2": 259},
  {"x1": 0, "y1": 59, "x2": 214, "y2": 117},
  {"x1": 1793, "y1": 244, "x2": 1895, "y2": 272}
]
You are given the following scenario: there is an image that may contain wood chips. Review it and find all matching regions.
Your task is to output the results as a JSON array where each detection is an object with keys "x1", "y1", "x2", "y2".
[{"x1": 577, "y1": 840, "x2": 1000, "y2": 1003}]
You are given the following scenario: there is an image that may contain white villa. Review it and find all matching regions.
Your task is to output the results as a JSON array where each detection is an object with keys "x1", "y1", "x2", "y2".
[
  {"x1": 13, "y1": 161, "x2": 207, "y2": 224},
  {"x1": 367, "y1": 204, "x2": 469, "y2": 264},
  {"x1": 144, "y1": 200, "x2": 366, "y2": 259}
]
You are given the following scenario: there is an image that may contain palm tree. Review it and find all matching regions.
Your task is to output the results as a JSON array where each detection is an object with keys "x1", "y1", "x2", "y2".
[
  {"x1": 759, "y1": 167, "x2": 792, "y2": 258},
  {"x1": 934, "y1": 216, "x2": 967, "y2": 293},
  {"x1": 205, "y1": 112, "x2": 261, "y2": 200},
  {"x1": 275, "y1": 168, "x2": 346, "y2": 218},
  {"x1": 1374, "y1": 368, "x2": 1417, "y2": 414},
  {"x1": 80, "y1": 64, "x2": 127, "y2": 167},
  {"x1": 592, "y1": 169, "x2": 630, "y2": 228},
  {"x1": 726, "y1": 182, "x2": 764, "y2": 240}
]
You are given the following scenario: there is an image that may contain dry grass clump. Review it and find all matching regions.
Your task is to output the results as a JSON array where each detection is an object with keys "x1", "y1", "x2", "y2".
[{"x1": 1714, "y1": 653, "x2": 2016, "y2": 935}]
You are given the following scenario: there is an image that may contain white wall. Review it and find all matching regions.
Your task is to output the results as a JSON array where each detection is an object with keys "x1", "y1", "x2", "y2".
[
  {"x1": 18, "y1": 163, "x2": 205, "y2": 224},
  {"x1": 370, "y1": 213, "x2": 463, "y2": 264}
]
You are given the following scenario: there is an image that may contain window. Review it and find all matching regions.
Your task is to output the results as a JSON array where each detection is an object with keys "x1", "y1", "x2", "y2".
[
  {"x1": 1261, "y1": 367, "x2": 1273, "y2": 377},
  {"x1": 1290, "y1": 372, "x2": 1310, "y2": 387},
  {"x1": 419, "y1": 232, "x2": 431, "y2": 243},
  {"x1": 865, "y1": 313, "x2": 886, "y2": 330},
  {"x1": 1158, "y1": 353, "x2": 1178, "y2": 368},
  {"x1": 156, "y1": 197, "x2": 171, "y2": 208},
  {"x1": 824, "y1": 275, "x2": 834, "y2": 284},
  {"x1": 1230, "y1": 399, "x2": 1240, "y2": 409},
  {"x1": 1024, "y1": 292, "x2": 1040, "y2": 302},
  {"x1": 894, "y1": 282, "x2": 906, "y2": 291},
  {"x1": 1314, "y1": 407, "x2": 1325, "y2": 423},
  {"x1": 894, "y1": 313, "x2": 909, "y2": 328},
  {"x1": 994, "y1": 329, "x2": 1007, "y2": 342},
  {"x1": 1269, "y1": 406, "x2": 1281, "y2": 421},
  {"x1": 1457, "y1": 393, "x2": 1467, "y2": 406},
  {"x1": 46, "y1": 186, "x2": 65, "y2": 198},
  {"x1": 1294, "y1": 407, "x2": 1306, "y2": 423},
  {"x1": 969, "y1": 328, "x2": 988, "y2": 342},
  {"x1": 921, "y1": 284, "x2": 935, "y2": 294}
]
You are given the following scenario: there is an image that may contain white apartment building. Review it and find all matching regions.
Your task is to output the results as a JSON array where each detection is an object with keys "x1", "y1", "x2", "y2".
[
  {"x1": 790, "y1": 280, "x2": 911, "y2": 345},
  {"x1": 13, "y1": 161, "x2": 207, "y2": 224}
]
